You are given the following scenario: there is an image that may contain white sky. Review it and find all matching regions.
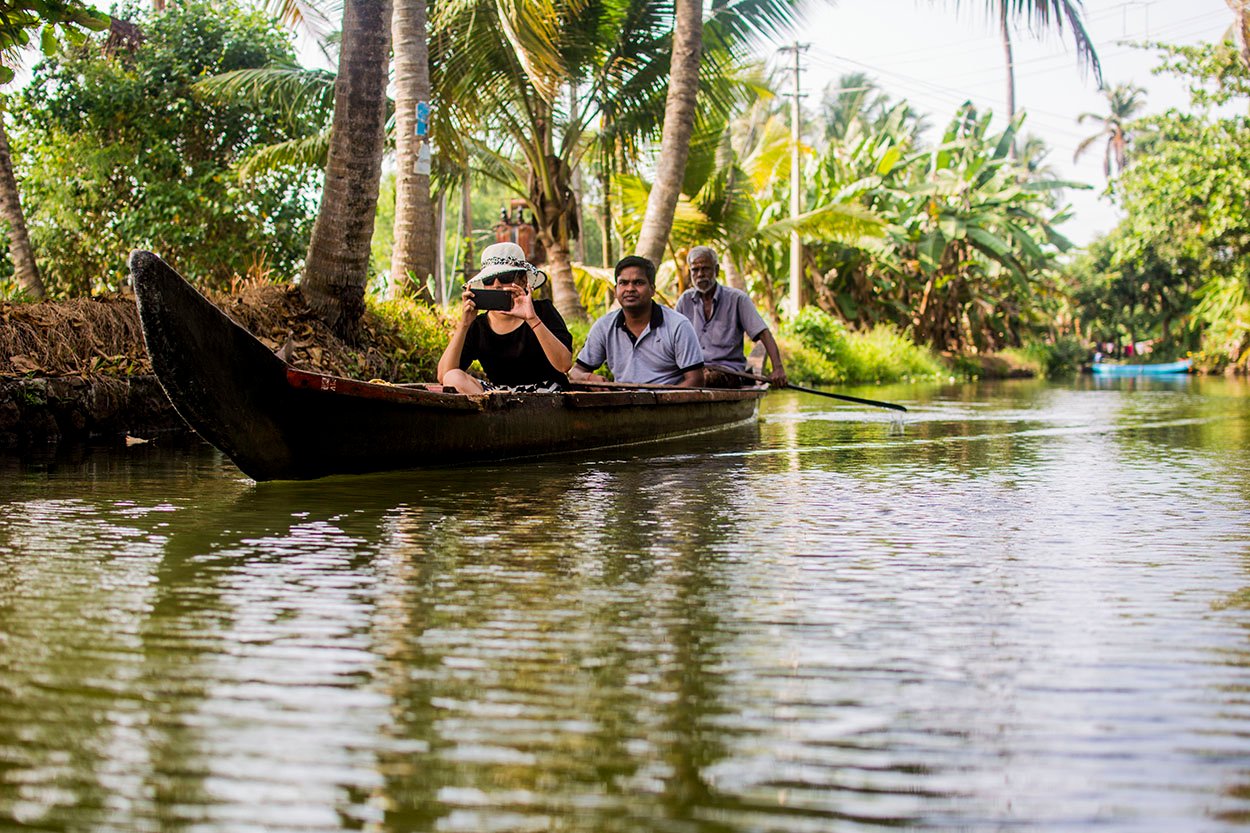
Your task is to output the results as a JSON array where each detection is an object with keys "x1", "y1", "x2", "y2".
[{"x1": 761, "y1": 0, "x2": 1235, "y2": 245}]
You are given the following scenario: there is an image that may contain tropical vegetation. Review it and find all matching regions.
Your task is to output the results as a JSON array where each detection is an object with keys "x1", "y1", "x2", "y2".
[
  {"x1": 1068, "y1": 40, "x2": 1250, "y2": 372},
  {"x1": 8, "y1": 0, "x2": 1248, "y2": 381},
  {"x1": 8, "y1": 2, "x2": 318, "y2": 296}
]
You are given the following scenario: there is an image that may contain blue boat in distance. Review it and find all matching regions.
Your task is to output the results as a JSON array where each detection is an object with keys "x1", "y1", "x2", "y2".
[{"x1": 1091, "y1": 358, "x2": 1192, "y2": 376}]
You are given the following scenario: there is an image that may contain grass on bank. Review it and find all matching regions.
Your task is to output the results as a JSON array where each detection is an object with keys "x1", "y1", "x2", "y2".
[{"x1": 777, "y1": 308, "x2": 947, "y2": 385}]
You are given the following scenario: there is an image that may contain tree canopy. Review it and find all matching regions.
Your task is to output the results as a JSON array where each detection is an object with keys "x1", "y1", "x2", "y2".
[
  {"x1": 9, "y1": 1, "x2": 319, "y2": 295},
  {"x1": 1069, "y1": 40, "x2": 1250, "y2": 367}
]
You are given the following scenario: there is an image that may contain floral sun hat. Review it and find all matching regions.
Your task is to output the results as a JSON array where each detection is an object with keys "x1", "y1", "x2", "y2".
[{"x1": 469, "y1": 241, "x2": 547, "y2": 289}]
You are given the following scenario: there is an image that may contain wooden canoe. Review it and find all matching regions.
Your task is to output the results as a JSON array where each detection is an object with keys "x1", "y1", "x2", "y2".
[{"x1": 129, "y1": 251, "x2": 765, "y2": 481}]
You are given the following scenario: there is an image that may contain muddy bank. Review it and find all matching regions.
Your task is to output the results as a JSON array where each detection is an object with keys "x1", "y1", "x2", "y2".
[{"x1": 0, "y1": 375, "x2": 185, "y2": 449}]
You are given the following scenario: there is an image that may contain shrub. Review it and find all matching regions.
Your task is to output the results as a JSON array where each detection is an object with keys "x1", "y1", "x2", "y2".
[
  {"x1": 11, "y1": 1, "x2": 318, "y2": 295},
  {"x1": 780, "y1": 307, "x2": 944, "y2": 385},
  {"x1": 1011, "y1": 336, "x2": 1087, "y2": 377},
  {"x1": 368, "y1": 297, "x2": 454, "y2": 382},
  {"x1": 775, "y1": 334, "x2": 844, "y2": 384}
]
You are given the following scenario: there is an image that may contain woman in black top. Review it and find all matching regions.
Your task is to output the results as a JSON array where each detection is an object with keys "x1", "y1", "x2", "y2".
[{"x1": 437, "y1": 242, "x2": 574, "y2": 394}]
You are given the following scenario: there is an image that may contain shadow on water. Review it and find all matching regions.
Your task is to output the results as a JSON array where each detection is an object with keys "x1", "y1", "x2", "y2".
[{"x1": 0, "y1": 424, "x2": 932, "y2": 830}]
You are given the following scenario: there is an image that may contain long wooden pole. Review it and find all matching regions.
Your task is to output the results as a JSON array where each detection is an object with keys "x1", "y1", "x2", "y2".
[{"x1": 708, "y1": 365, "x2": 908, "y2": 412}]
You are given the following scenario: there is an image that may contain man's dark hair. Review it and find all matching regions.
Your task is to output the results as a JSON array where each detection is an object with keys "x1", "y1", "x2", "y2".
[{"x1": 614, "y1": 255, "x2": 656, "y2": 286}]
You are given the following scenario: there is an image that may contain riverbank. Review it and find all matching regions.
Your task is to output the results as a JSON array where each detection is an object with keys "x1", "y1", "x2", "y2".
[
  {"x1": 0, "y1": 285, "x2": 424, "y2": 448},
  {"x1": 2, "y1": 286, "x2": 1049, "y2": 449}
]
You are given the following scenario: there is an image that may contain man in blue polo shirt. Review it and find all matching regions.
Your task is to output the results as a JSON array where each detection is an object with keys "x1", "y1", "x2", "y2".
[
  {"x1": 569, "y1": 256, "x2": 705, "y2": 387},
  {"x1": 676, "y1": 246, "x2": 787, "y2": 386}
]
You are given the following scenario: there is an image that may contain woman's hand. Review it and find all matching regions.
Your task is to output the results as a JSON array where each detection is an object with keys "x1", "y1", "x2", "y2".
[
  {"x1": 502, "y1": 285, "x2": 537, "y2": 324},
  {"x1": 458, "y1": 287, "x2": 478, "y2": 328}
]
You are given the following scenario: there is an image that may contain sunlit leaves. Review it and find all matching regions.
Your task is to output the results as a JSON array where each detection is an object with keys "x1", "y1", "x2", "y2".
[{"x1": 0, "y1": 0, "x2": 108, "y2": 70}]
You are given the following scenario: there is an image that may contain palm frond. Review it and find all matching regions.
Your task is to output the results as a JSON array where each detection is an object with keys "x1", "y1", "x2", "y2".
[
  {"x1": 195, "y1": 63, "x2": 336, "y2": 128},
  {"x1": 236, "y1": 130, "x2": 330, "y2": 179},
  {"x1": 265, "y1": 0, "x2": 339, "y2": 43},
  {"x1": 758, "y1": 202, "x2": 885, "y2": 246}
]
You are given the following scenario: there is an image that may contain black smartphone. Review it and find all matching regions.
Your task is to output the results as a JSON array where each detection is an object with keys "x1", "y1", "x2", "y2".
[{"x1": 471, "y1": 288, "x2": 514, "y2": 311}]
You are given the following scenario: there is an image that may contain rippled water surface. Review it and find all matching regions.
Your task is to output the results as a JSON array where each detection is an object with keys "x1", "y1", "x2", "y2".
[{"x1": 2, "y1": 376, "x2": 1249, "y2": 832}]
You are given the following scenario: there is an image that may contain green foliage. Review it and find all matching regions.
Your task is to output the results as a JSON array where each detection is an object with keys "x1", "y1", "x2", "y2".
[
  {"x1": 367, "y1": 296, "x2": 454, "y2": 382},
  {"x1": 1148, "y1": 40, "x2": 1250, "y2": 108},
  {"x1": 779, "y1": 306, "x2": 944, "y2": 385},
  {"x1": 659, "y1": 89, "x2": 1078, "y2": 357},
  {"x1": 774, "y1": 334, "x2": 842, "y2": 385},
  {"x1": 1016, "y1": 335, "x2": 1088, "y2": 377},
  {"x1": 8, "y1": 1, "x2": 318, "y2": 295},
  {"x1": 564, "y1": 318, "x2": 591, "y2": 358},
  {"x1": 371, "y1": 172, "x2": 396, "y2": 281},
  {"x1": 1070, "y1": 39, "x2": 1250, "y2": 371},
  {"x1": 0, "y1": 0, "x2": 108, "y2": 83},
  {"x1": 803, "y1": 103, "x2": 1080, "y2": 354}
]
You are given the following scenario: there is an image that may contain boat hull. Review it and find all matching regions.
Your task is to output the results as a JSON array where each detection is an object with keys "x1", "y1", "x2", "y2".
[
  {"x1": 130, "y1": 251, "x2": 763, "y2": 481},
  {"x1": 1091, "y1": 359, "x2": 1192, "y2": 376}
]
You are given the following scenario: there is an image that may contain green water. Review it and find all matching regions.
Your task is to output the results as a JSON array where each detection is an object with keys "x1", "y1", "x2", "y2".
[{"x1": 1, "y1": 376, "x2": 1249, "y2": 831}]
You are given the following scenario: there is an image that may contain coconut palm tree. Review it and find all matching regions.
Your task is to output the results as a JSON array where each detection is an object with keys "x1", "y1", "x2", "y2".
[
  {"x1": 822, "y1": 73, "x2": 887, "y2": 142},
  {"x1": 0, "y1": 104, "x2": 42, "y2": 298},
  {"x1": 633, "y1": 0, "x2": 704, "y2": 267},
  {"x1": 1074, "y1": 82, "x2": 1145, "y2": 179},
  {"x1": 978, "y1": 0, "x2": 1101, "y2": 124},
  {"x1": 301, "y1": 0, "x2": 392, "y2": 338},
  {"x1": 390, "y1": 0, "x2": 437, "y2": 300},
  {"x1": 633, "y1": 0, "x2": 799, "y2": 267},
  {"x1": 432, "y1": 0, "x2": 781, "y2": 320}
]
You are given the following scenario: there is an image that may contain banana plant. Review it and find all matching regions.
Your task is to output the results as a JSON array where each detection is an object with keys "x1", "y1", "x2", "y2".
[
  {"x1": 800, "y1": 100, "x2": 1084, "y2": 352},
  {"x1": 884, "y1": 105, "x2": 1082, "y2": 351}
]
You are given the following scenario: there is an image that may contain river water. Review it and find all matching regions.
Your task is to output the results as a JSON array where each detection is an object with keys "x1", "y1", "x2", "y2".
[{"x1": 1, "y1": 376, "x2": 1248, "y2": 832}]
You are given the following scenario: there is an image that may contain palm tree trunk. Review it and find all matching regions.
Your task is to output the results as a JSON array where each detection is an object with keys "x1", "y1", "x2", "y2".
[
  {"x1": 633, "y1": 0, "x2": 701, "y2": 266},
  {"x1": 435, "y1": 186, "x2": 447, "y2": 303},
  {"x1": 0, "y1": 114, "x2": 45, "y2": 300},
  {"x1": 1228, "y1": 0, "x2": 1250, "y2": 72},
  {"x1": 542, "y1": 235, "x2": 584, "y2": 322},
  {"x1": 599, "y1": 145, "x2": 613, "y2": 267},
  {"x1": 461, "y1": 169, "x2": 474, "y2": 280},
  {"x1": 569, "y1": 83, "x2": 587, "y2": 265},
  {"x1": 723, "y1": 251, "x2": 746, "y2": 291},
  {"x1": 302, "y1": 0, "x2": 393, "y2": 340},
  {"x1": 390, "y1": 0, "x2": 436, "y2": 301}
]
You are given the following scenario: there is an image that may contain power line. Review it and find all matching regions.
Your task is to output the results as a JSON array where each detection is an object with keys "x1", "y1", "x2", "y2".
[
  {"x1": 800, "y1": 4, "x2": 1226, "y2": 88},
  {"x1": 931, "y1": 8, "x2": 1230, "y2": 84},
  {"x1": 809, "y1": 52, "x2": 1093, "y2": 143}
]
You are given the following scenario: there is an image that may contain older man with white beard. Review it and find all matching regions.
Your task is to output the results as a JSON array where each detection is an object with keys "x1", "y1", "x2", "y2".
[{"x1": 675, "y1": 246, "x2": 787, "y2": 387}]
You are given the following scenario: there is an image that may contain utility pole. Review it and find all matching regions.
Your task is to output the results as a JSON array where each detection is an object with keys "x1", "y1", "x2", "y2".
[{"x1": 780, "y1": 42, "x2": 808, "y2": 317}]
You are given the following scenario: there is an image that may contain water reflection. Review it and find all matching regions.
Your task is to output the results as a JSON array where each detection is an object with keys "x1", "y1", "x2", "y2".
[{"x1": 0, "y1": 378, "x2": 1249, "y2": 831}]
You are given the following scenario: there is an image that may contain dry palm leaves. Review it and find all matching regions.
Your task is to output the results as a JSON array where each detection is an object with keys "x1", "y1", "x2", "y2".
[
  {"x1": 1, "y1": 295, "x2": 148, "y2": 378},
  {"x1": 1, "y1": 285, "x2": 415, "y2": 381}
]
